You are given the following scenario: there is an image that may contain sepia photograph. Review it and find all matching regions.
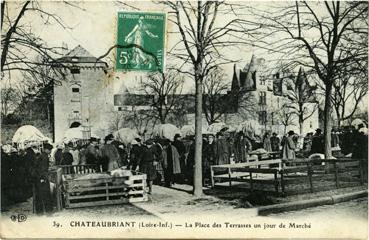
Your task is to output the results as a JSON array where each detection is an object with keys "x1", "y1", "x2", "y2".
[{"x1": 1, "y1": 0, "x2": 368, "y2": 239}]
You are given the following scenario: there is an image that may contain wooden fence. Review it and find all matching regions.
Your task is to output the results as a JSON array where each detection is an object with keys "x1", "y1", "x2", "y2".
[
  {"x1": 210, "y1": 158, "x2": 367, "y2": 196},
  {"x1": 58, "y1": 164, "x2": 103, "y2": 175}
]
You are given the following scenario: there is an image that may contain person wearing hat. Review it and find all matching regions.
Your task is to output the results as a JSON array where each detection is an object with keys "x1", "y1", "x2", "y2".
[
  {"x1": 270, "y1": 132, "x2": 280, "y2": 152},
  {"x1": 139, "y1": 140, "x2": 157, "y2": 194},
  {"x1": 31, "y1": 143, "x2": 53, "y2": 214},
  {"x1": 162, "y1": 139, "x2": 181, "y2": 186},
  {"x1": 282, "y1": 131, "x2": 296, "y2": 160},
  {"x1": 100, "y1": 134, "x2": 120, "y2": 172},
  {"x1": 60, "y1": 142, "x2": 74, "y2": 166},
  {"x1": 85, "y1": 137, "x2": 100, "y2": 168},
  {"x1": 310, "y1": 128, "x2": 324, "y2": 154},
  {"x1": 233, "y1": 131, "x2": 251, "y2": 163},
  {"x1": 215, "y1": 131, "x2": 231, "y2": 165},
  {"x1": 173, "y1": 134, "x2": 186, "y2": 183},
  {"x1": 128, "y1": 139, "x2": 142, "y2": 171}
]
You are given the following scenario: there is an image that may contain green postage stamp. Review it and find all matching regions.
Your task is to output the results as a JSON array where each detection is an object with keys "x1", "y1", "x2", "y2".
[{"x1": 116, "y1": 11, "x2": 166, "y2": 72}]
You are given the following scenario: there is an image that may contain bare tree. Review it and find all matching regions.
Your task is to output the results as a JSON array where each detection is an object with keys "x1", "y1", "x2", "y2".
[
  {"x1": 108, "y1": 111, "x2": 125, "y2": 133},
  {"x1": 1, "y1": 87, "x2": 20, "y2": 118},
  {"x1": 122, "y1": 107, "x2": 157, "y2": 137},
  {"x1": 140, "y1": 70, "x2": 184, "y2": 124},
  {"x1": 277, "y1": 105, "x2": 296, "y2": 135},
  {"x1": 258, "y1": 1, "x2": 368, "y2": 158},
  {"x1": 1, "y1": 1, "x2": 81, "y2": 82},
  {"x1": 161, "y1": 1, "x2": 259, "y2": 196},
  {"x1": 202, "y1": 68, "x2": 229, "y2": 124},
  {"x1": 284, "y1": 67, "x2": 318, "y2": 135},
  {"x1": 330, "y1": 59, "x2": 368, "y2": 127}
]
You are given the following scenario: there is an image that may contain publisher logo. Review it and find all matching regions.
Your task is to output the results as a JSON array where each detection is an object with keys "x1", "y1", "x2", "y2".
[{"x1": 10, "y1": 214, "x2": 27, "y2": 222}]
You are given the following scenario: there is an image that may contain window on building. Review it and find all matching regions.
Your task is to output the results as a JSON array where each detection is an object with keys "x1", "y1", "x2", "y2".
[
  {"x1": 258, "y1": 111, "x2": 267, "y2": 125},
  {"x1": 259, "y1": 91, "x2": 266, "y2": 105},
  {"x1": 259, "y1": 75, "x2": 266, "y2": 85},
  {"x1": 118, "y1": 107, "x2": 123, "y2": 111},
  {"x1": 71, "y1": 87, "x2": 80, "y2": 102},
  {"x1": 70, "y1": 68, "x2": 80, "y2": 74},
  {"x1": 271, "y1": 112, "x2": 274, "y2": 125},
  {"x1": 287, "y1": 83, "x2": 293, "y2": 91},
  {"x1": 69, "y1": 111, "x2": 80, "y2": 120}
]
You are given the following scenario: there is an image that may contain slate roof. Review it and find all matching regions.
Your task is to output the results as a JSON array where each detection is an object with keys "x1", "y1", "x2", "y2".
[{"x1": 56, "y1": 45, "x2": 106, "y2": 64}]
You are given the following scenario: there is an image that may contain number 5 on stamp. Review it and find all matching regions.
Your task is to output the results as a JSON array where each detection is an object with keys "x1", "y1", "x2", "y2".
[{"x1": 116, "y1": 11, "x2": 166, "y2": 72}]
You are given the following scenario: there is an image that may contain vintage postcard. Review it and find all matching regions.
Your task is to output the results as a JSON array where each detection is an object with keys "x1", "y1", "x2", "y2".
[{"x1": 1, "y1": 0, "x2": 368, "y2": 239}]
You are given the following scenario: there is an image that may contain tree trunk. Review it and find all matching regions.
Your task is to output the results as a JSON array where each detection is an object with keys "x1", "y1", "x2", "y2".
[
  {"x1": 336, "y1": 117, "x2": 341, "y2": 128},
  {"x1": 299, "y1": 116, "x2": 303, "y2": 136},
  {"x1": 323, "y1": 83, "x2": 333, "y2": 159},
  {"x1": 193, "y1": 71, "x2": 203, "y2": 197}
]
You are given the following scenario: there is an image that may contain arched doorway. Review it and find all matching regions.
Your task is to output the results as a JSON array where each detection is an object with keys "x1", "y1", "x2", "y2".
[{"x1": 70, "y1": 121, "x2": 81, "y2": 128}]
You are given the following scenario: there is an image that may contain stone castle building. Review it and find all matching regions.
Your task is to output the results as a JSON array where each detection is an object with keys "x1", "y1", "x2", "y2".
[
  {"x1": 53, "y1": 46, "x2": 319, "y2": 142},
  {"x1": 54, "y1": 45, "x2": 113, "y2": 142}
]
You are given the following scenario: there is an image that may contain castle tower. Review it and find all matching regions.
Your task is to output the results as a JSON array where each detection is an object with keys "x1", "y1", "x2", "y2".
[{"x1": 53, "y1": 45, "x2": 112, "y2": 142}]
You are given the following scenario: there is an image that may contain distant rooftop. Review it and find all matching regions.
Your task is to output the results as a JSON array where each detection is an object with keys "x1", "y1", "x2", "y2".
[{"x1": 56, "y1": 45, "x2": 107, "y2": 65}]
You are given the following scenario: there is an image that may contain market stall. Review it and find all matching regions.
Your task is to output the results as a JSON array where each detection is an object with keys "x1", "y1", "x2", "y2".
[{"x1": 12, "y1": 125, "x2": 51, "y2": 150}]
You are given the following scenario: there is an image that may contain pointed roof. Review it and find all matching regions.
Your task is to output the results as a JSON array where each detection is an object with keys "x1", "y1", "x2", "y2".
[
  {"x1": 231, "y1": 64, "x2": 240, "y2": 90},
  {"x1": 245, "y1": 54, "x2": 257, "y2": 73},
  {"x1": 65, "y1": 45, "x2": 95, "y2": 58},
  {"x1": 295, "y1": 67, "x2": 317, "y2": 102},
  {"x1": 56, "y1": 45, "x2": 106, "y2": 64},
  {"x1": 244, "y1": 55, "x2": 257, "y2": 89},
  {"x1": 296, "y1": 67, "x2": 307, "y2": 90}
]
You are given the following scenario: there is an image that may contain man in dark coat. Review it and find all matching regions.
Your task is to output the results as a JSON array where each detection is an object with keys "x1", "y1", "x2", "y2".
[
  {"x1": 61, "y1": 143, "x2": 74, "y2": 165},
  {"x1": 202, "y1": 135, "x2": 216, "y2": 185},
  {"x1": 31, "y1": 143, "x2": 53, "y2": 215},
  {"x1": 310, "y1": 128, "x2": 324, "y2": 154},
  {"x1": 215, "y1": 132, "x2": 231, "y2": 165},
  {"x1": 139, "y1": 140, "x2": 157, "y2": 194},
  {"x1": 270, "y1": 133, "x2": 280, "y2": 152},
  {"x1": 129, "y1": 138, "x2": 143, "y2": 171},
  {"x1": 234, "y1": 131, "x2": 252, "y2": 163},
  {"x1": 100, "y1": 134, "x2": 120, "y2": 172},
  {"x1": 85, "y1": 137, "x2": 101, "y2": 170},
  {"x1": 54, "y1": 146, "x2": 63, "y2": 166},
  {"x1": 172, "y1": 134, "x2": 186, "y2": 183}
]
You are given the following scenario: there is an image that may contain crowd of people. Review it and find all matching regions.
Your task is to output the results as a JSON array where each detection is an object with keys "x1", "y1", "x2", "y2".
[{"x1": 2, "y1": 123, "x2": 367, "y2": 214}]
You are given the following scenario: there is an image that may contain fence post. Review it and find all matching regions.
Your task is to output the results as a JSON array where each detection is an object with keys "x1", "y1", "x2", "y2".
[
  {"x1": 334, "y1": 161, "x2": 339, "y2": 188},
  {"x1": 359, "y1": 159, "x2": 364, "y2": 185},
  {"x1": 307, "y1": 162, "x2": 314, "y2": 193},
  {"x1": 210, "y1": 166, "x2": 215, "y2": 188},
  {"x1": 280, "y1": 170, "x2": 285, "y2": 196},
  {"x1": 228, "y1": 167, "x2": 232, "y2": 187},
  {"x1": 274, "y1": 171, "x2": 278, "y2": 194},
  {"x1": 249, "y1": 172, "x2": 253, "y2": 192}
]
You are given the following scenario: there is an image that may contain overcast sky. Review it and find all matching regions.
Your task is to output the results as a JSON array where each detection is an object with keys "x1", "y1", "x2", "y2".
[
  {"x1": 4, "y1": 0, "x2": 368, "y2": 111},
  {"x1": 6, "y1": 1, "x2": 280, "y2": 92}
]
